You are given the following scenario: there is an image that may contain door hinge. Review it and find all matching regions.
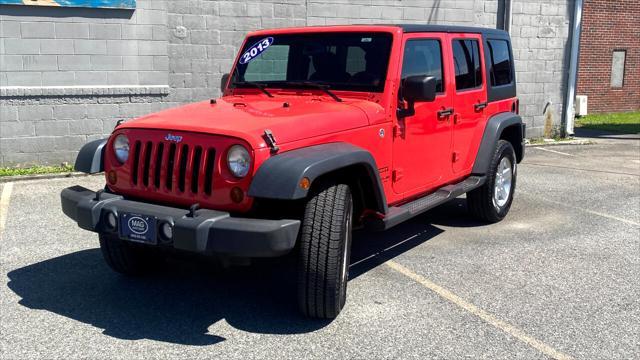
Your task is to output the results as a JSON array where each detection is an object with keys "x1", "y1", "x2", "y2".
[
  {"x1": 452, "y1": 152, "x2": 460, "y2": 162},
  {"x1": 392, "y1": 169, "x2": 403, "y2": 182}
]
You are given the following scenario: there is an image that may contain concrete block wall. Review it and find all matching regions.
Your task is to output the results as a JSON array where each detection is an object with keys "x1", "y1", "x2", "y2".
[
  {"x1": 1, "y1": 0, "x2": 573, "y2": 166},
  {"x1": 0, "y1": 0, "x2": 176, "y2": 166},
  {"x1": 509, "y1": 0, "x2": 574, "y2": 138},
  {"x1": 0, "y1": 2, "x2": 169, "y2": 87}
]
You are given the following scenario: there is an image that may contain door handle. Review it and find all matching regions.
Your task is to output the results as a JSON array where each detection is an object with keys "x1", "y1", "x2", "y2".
[
  {"x1": 437, "y1": 108, "x2": 454, "y2": 118},
  {"x1": 474, "y1": 102, "x2": 488, "y2": 111}
]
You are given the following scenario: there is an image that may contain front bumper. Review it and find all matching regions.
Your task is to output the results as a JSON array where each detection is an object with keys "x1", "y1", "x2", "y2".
[{"x1": 61, "y1": 186, "x2": 300, "y2": 257}]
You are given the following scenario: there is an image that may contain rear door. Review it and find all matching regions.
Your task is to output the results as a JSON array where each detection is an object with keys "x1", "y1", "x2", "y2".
[
  {"x1": 392, "y1": 33, "x2": 454, "y2": 196},
  {"x1": 448, "y1": 34, "x2": 488, "y2": 174}
]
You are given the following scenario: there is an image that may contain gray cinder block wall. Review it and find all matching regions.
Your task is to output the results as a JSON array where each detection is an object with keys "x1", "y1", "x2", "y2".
[
  {"x1": 0, "y1": 0, "x2": 573, "y2": 166},
  {"x1": 510, "y1": 0, "x2": 574, "y2": 137}
]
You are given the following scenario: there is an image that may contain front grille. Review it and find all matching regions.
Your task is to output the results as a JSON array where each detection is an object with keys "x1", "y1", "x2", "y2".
[{"x1": 130, "y1": 140, "x2": 215, "y2": 196}]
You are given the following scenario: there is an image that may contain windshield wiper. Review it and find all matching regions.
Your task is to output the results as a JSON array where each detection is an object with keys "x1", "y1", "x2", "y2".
[
  {"x1": 286, "y1": 81, "x2": 342, "y2": 102},
  {"x1": 232, "y1": 81, "x2": 274, "y2": 98}
]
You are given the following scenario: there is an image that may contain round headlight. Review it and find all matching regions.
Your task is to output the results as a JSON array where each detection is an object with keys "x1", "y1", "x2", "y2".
[
  {"x1": 113, "y1": 134, "x2": 130, "y2": 164},
  {"x1": 227, "y1": 145, "x2": 251, "y2": 178}
]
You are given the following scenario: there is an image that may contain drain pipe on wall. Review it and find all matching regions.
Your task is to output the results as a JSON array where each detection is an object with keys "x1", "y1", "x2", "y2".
[
  {"x1": 504, "y1": 0, "x2": 512, "y2": 34},
  {"x1": 562, "y1": 0, "x2": 584, "y2": 137},
  {"x1": 497, "y1": 0, "x2": 513, "y2": 33}
]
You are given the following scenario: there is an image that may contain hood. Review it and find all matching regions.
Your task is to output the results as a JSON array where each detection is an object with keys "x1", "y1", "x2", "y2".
[{"x1": 118, "y1": 95, "x2": 384, "y2": 149}]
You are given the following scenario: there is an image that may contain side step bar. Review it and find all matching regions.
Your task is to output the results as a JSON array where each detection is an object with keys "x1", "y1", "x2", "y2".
[{"x1": 365, "y1": 176, "x2": 486, "y2": 231}]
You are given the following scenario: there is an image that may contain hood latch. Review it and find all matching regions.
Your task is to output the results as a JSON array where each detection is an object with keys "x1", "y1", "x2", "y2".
[{"x1": 263, "y1": 129, "x2": 279, "y2": 154}]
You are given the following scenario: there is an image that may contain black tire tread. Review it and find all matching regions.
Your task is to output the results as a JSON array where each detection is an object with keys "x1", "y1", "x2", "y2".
[
  {"x1": 99, "y1": 233, "x2": 149, "y2": 275},
  {"x1": 467, "y1": 140, "x2": 516, "y2": 223},
  {"x1": 297, "y1": 183, "x2": 352, "y2": 319}
]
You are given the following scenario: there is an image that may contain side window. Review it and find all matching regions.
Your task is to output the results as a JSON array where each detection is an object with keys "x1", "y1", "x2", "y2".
[
  {"x1": 401, "y1": 39, "x2": 444, "y2": 93},
  {"x1": 452, "y1": 39, "x2": 482, "y2": 91},
  {"x1": 487, "y1": 39, "x2": 513, "y2": 86},
  {"x1": 244, "y1": 45, "x2": 290, "y2": 81}
]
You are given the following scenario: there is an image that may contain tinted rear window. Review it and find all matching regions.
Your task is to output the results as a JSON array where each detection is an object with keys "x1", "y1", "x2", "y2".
[
  {"x1": 487, "y1": 39, "x2": 513, "y2": 87},
  {"x1": 452, "y1": 39, "x2": 482, "y2": 91}
]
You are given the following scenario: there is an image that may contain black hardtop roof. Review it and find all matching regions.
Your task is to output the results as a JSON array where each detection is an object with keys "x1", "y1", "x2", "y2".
[{"x1": 382, "y1": 24, "x2": 509, "y2": 37}]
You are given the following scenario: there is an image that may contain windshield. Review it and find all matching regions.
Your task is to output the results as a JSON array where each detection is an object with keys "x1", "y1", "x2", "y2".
[{"x1": 231, "y1": 32, "x2": 393, "y2": 93}]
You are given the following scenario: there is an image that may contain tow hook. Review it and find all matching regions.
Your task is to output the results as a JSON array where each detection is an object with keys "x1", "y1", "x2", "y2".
[{"x1": 187, "y1": 203, "x2": 200, "y2": 218}]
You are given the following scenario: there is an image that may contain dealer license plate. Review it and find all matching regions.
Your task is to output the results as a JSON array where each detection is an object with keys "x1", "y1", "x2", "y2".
[{"x1": 119, "y1": 212, "x2": 157, "y2": 245}]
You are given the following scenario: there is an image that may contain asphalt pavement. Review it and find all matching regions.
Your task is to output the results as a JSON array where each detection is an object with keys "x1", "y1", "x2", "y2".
[{"x1": 1, "y1": 131, "x2": 639, "y2": 359}]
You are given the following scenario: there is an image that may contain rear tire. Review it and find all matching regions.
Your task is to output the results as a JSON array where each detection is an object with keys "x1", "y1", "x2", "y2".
[
  {"x1": 99, "y1": 233, "x2": 159, "y2": 275},
  {"x1": 297, "y1": 183, "x2": 353, "y2": 319},
  {"x1": 467, "y1": 140, "x2": 517, "y2": 223}
]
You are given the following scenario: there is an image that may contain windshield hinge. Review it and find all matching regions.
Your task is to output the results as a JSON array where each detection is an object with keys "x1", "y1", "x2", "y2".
[{"x1": 263, "y1": 129, "x2": 279, "y2": 154}]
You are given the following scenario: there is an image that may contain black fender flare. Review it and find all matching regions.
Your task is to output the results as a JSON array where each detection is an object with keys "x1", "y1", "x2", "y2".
[
  {"x1": 248, "y1": 143, "x2": 388, "y2": 214},
  {"x1": 74, "y1": 138, "x2": 107, "y2": 174},
  {"x1": 472, "y1": 112, "x2": 524, "y2": 175}
]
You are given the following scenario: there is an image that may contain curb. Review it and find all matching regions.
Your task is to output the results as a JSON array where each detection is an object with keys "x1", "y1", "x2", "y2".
[
  {"x1": 0, "y1": 172, "x2": 102, "y2": 183},
  {"x1": 526, "y1": 139, "x2": 594, "y2": 147}
]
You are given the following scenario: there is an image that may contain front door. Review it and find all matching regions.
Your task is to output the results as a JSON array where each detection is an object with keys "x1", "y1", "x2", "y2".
[
  {"x1": 449, "y1": 34, "x2": 488, "y2": 174},
  {"x1": 392, "y1": 34, "x2": 454, "y2": 197}
]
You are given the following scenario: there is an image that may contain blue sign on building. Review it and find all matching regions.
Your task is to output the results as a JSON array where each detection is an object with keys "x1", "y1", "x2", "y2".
[{"x1": 0, "y1": 0, "x2": 135, "y2": 9}]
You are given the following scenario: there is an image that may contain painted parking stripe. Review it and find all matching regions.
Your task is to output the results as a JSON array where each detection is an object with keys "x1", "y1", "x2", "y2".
[
  {"x1": 525, "y1": 163, "x2": 639, "y2": 177},
  {"x1": 532, "y1": 147, "x2": 576, "y2": 157},
  {"x1": 520, "y1": 191, "x2": 640, "y2": 227},
  {"x1": 0, "y1": 182, "x2": 14, "y2": 239},
  {"x1": 385, "y1": 260, "x2": 574, "y2": 360}
]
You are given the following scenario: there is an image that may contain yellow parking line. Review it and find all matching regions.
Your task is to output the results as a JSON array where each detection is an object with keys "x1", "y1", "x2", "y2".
[
  {"x1": 0, "y1": 182, "x2": 14, "y2": 239},
  {"x1": 385, "y1": 260, "x2": 574, "y2": 360}
]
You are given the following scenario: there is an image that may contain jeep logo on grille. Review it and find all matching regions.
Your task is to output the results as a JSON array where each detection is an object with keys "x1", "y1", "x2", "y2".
[
  {"x1": 127, "y1": 216, "x2": 149, "y2": 235},
  {"x1": 165, "y1": 133, "x2": 183, "y2": 143}
]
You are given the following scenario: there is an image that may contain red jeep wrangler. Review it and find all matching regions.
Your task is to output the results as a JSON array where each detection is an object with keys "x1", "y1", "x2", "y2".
[{"x1": 62, "y1": 25, "x2": 524, "y2": 318}]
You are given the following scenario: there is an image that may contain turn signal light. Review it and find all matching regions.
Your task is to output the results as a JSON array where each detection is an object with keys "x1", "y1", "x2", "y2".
[
  {"x1": 299, "y1": 177, "x2": 311, "y2": 190},
  {"x1": 230, "y1": 187, "x2": 244, "y2": 203},
  {"x1": 107, "y1": 170, "x2": 117, "y2": 184}
]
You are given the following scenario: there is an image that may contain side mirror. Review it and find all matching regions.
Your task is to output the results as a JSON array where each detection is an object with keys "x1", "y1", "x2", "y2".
[
  {"x1": 397, "y1": 75, "x2": 437, "y2": 118},
  {"x1": 220, "y1": 73, "x2": 230, "y2": 92},
  {"x1": 402, "y1": 75, "x2": 437, "y2": 102}
]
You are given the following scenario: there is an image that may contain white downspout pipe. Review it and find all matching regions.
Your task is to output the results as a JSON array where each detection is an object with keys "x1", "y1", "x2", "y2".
[{"x1": 563, "y1": 0, "x2": 584, "y2": 136}]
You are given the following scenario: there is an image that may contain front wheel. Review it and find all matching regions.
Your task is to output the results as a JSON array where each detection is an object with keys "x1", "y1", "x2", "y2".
[
  {"x1": 467, "y1": 140, "x2": 517, "y2": 223},
  {"x1": 297, "y1": 183, "x2": 353, "y2": 319},
  {"x1": 99, "y1": 233, "x2": 160, "y2": 275}
]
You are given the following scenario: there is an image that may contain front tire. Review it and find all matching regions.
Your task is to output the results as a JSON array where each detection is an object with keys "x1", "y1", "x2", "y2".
[
  {"x1": 467, "y1": 140, "x2": 517, "y2": 223},
  {"x1": 99, "y1": 233, "x2": 159, "y2": 275},
  {"x1": 297, "y1": 183, "x2": 353, "y2": 319}
]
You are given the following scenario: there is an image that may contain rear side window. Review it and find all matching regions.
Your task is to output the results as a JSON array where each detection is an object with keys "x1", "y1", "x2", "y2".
[
  {"x1": 401, "y1": 39, "x2": 444, "y2": 93},
  {"x1": 487, "y1": 39, "x2": 513, "y2": 86},
  {"x1": 452, "y1": 39, "x2": 482, "y2": 91}
]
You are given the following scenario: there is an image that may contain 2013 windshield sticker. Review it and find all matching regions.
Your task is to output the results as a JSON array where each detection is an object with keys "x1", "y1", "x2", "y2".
[{"x1": 239, "y1": 37, "x2": 274, "y2": 64}]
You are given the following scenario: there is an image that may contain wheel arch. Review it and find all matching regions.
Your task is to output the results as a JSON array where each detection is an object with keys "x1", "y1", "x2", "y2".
[
  {"x1": 75, "y1": 138, "x2": 107, "y2": 174},
  {"x1": 499, "y1": 123, "x2": 524, "y2": 163},
  {"x1": 248, "y1": 143, "x2": 388, "y2": 215},
  {"x1": 472, "y1": 112, "x2": 524, "y2": 175}
]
